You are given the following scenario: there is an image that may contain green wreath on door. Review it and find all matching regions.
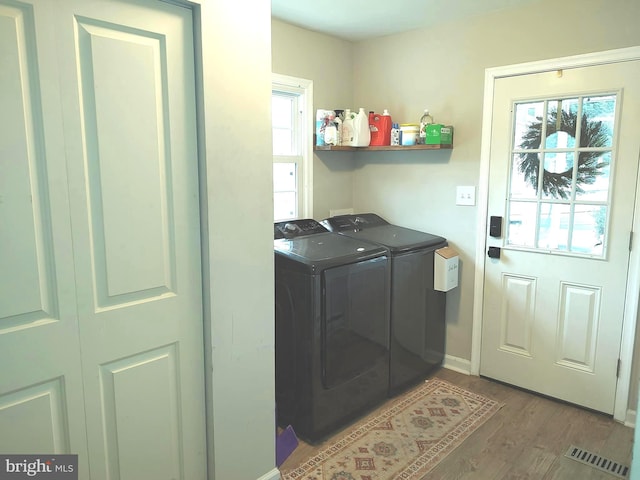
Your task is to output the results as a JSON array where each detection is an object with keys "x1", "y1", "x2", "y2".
[{"x1": 517, "y1": 108, "x2": 609, "y2": 199}]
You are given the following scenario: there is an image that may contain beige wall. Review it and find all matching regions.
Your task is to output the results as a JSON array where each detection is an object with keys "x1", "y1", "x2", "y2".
[
  {"x1": 201, "y1": 2, "x2": 275, "y2": 478},
  {"x1": 272, "y1": 19, "x2": 356, "y2": 219},
  {"x1": 350, "y1": 0, "x2": 640, "y2": 393},
  {"x1": 271, "y1": 0, "x2": 640, "y2": 418}
]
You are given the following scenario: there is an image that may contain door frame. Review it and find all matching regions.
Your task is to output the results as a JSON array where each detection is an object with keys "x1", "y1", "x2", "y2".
[{"x1": 471, "y1": 46, "x2": 640, "y2": 423}]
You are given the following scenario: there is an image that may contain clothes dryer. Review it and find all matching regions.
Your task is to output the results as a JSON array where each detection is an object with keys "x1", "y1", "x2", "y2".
[
  {"x1": 322, "y1": 213, "x2": 447, "y2": 396},
  {"x1": 274, "y1": 219, "x2": 390, "y2": 443}
]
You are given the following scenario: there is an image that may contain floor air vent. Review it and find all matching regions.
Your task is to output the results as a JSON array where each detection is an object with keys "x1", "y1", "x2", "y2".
[{"x1": 565, "y1": 445, "x2": 629, "y2": 478}]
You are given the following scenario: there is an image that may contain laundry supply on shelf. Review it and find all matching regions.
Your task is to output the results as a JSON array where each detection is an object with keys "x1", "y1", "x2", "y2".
[{"x1": 369, "y1": 109, "x2": 392, "y2": 146}]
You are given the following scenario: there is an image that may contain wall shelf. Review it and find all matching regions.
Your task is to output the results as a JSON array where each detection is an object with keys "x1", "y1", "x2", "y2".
[{"x1": 314, "y1": 144, "x2": 452, "y2": 152}]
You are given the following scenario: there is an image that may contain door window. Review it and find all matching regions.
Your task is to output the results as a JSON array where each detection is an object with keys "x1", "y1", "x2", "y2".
[{"x1": 507, "y1": 94, "x2": 617, "y2": 256}]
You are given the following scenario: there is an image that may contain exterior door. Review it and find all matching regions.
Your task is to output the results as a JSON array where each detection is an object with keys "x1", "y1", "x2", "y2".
[
  {"x1": 480, "y1": 60, "x2": 640, "y2": 414},
  {"x1": 0, "y1": 1, "x2": 206, "y2": 478}
]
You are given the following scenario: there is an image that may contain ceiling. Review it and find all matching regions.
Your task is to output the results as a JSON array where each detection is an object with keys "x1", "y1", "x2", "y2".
[{"x1": 271, "y1": 0, "x2": 540, "y2": 42}]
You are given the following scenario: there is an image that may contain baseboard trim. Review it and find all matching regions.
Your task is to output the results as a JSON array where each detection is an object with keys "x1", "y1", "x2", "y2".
[
  {"x1": 257, "y1": 467, "x2": 281, "y2": 480},
  {"x1": 625, "y1": 408, "x2": 636, "y2": 428},
  {"x1": 443, "y1": 355, "x2": 472, "y2": 375}
]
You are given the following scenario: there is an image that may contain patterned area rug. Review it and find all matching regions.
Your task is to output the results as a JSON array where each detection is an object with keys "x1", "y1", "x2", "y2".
[{"x1": 280, "y1": 379, "x2": 502, "y2": 480}]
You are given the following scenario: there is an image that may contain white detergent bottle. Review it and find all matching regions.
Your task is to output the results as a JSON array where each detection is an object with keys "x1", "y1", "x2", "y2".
[
  {"x1": 341, "y1": 109, "x2": 355, "y2": 146},
  {"x1": 353, "y1": 107, "x2": 371, "y2": 147}
]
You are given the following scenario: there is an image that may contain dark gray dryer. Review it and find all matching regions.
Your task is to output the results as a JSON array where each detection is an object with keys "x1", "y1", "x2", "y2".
[
  {"x1": 274, "y1": 219, "x2": 390, "y2": 443},
  {"x1": 321, "y1": 213, "x2": 447, "y2": 396}
]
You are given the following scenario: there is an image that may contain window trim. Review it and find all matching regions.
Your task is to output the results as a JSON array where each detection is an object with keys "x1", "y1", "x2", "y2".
[{"x1": 272, "y1": 73, "x2": 313, "y2": 219}]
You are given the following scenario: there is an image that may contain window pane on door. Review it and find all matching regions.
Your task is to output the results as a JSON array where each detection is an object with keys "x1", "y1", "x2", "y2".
[
  {"x1": 538, "y1": 203, "x2": 570, "y2": 251},
  {"x1": 510, "y1": 154, "x2": 538, "y2": 199},
  {"x1": 576, "y1": 152, "x2": 610, "y2": 201},
  {"x1": 581, "y1": 95, "x2": 615, "y2": 148},
  {"x1": 541, "y1": 152, "x2": 575, "y2": 201},
  {"x1": 572, "y1": 205, "x2": 606, "y2": 255},
  {"x1": 546, "y1": 98, "x2": 578, "y2": 149},
  {"x1": 513, "y1": 101, "x2": 543, "y2": 148},
  {"x1": 507, "y1": 201, "x2": 537, "y2": 248},
  {"x1": 506, "y1": 93, "x2": 616, "y2": 257}
]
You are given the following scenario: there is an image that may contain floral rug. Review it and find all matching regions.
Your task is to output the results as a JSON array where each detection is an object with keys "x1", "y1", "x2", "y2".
[{"x1": 280, "y1": 379, "x2": 502, "y2": 480}]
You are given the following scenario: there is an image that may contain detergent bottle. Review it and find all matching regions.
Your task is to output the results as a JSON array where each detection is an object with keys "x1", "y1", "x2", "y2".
[
  {"x1": 342, "y1": 109, "x2": 355, "y2": 146},
  {"x1": 369, "y1": 109, "x2": 392, "y2": 146},
  {"x1": 352, "y1": 107, "x2": 371, "y2": 147}
]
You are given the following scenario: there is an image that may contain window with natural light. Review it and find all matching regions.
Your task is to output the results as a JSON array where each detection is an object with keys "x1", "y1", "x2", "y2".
[
  {"x1": 507, "y1": 94, "x2": 616, "y2": 257},
  {"x1": 272, "y1": 75, "x2": 312, "y2": 222}
]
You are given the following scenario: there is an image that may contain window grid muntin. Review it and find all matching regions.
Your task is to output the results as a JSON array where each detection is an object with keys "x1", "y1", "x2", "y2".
[
  {"x1": 272, "y1": 86, "x2": 305, "y2": 222},
  {"x1": 506, "y1": 93, "x2": 616, "y2": 257}
]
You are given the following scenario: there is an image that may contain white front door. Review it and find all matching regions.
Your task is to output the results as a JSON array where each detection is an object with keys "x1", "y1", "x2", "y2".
[
  {"x1": 480, "y1": 60, "x2": 640, "y2": 414},
  {"x1": 0, "y1": 1, "x2": 206, "y2": 478}
]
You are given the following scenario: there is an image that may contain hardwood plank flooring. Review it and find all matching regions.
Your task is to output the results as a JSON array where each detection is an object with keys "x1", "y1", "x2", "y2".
[{"x1": 279, "y1": 368, "x2": 634, "y2": 479}]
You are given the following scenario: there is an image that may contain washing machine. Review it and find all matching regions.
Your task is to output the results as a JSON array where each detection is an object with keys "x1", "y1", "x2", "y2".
[
  {"x1": 321, "y1": 213, "x2": 447, "y2": 396},
  {"x1": 274, "y1": 219, "x2": 390, "y2": 443}
]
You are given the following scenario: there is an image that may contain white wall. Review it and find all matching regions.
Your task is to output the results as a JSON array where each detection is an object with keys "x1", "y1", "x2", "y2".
[{"x1": 200, "y1": 2, "x2": 276, "y2": 479}]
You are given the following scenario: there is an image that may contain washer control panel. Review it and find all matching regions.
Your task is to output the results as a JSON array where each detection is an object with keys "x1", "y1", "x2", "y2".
[{"x1": 274, "y1": 219, "x2": 328, "y2": 239}]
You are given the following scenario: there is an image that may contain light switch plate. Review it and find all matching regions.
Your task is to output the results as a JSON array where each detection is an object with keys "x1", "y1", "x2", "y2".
[{"x1": 456, "y1": 186, "x2": 476, "y2": 206}]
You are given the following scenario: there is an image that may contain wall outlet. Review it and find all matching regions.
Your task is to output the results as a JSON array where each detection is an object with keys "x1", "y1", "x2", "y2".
[{"x1": 456, "y1": 186, "x2": 476, "y2": 206}]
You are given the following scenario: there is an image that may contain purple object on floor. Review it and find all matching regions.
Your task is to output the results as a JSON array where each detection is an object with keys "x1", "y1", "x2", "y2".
[{"x1": 276, "y1": 425, "x2": 299, "y2": 467}]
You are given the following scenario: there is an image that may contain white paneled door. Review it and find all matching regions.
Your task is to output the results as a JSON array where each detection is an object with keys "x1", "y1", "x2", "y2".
[
  {"x1": 0, "y1": 1, "x2": 206, "y2": 478},
  {"x1": 481, "y1": 60, "x2": 640, "y2": 414}
]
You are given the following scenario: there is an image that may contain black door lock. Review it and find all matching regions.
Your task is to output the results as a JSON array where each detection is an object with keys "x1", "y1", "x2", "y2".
[
  {"x1": 488, "y1": 246, "x2": 501, "y2": 259},
  {"x1": 490, "y1": 216, "x2": 503, "y2": 238}
]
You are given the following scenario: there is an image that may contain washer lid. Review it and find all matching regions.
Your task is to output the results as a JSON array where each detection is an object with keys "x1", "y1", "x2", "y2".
[
  {"x1": 274, "y1": 231, "x2": 387, "y2": 270},
  {"x1": 322, "y1": 214, "x2": 446, "y2": 253},
  {"x1": 321, "y1": 213, "x2": 389, "y2": 231},
  {"x1": 340, "y1": 225, "x2": 445, "y2": 253}
]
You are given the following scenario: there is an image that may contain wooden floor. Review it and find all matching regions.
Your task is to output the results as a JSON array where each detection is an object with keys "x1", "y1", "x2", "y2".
[{"x1": 280, "y1": 368, "x2": 634, "y2": 479}]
